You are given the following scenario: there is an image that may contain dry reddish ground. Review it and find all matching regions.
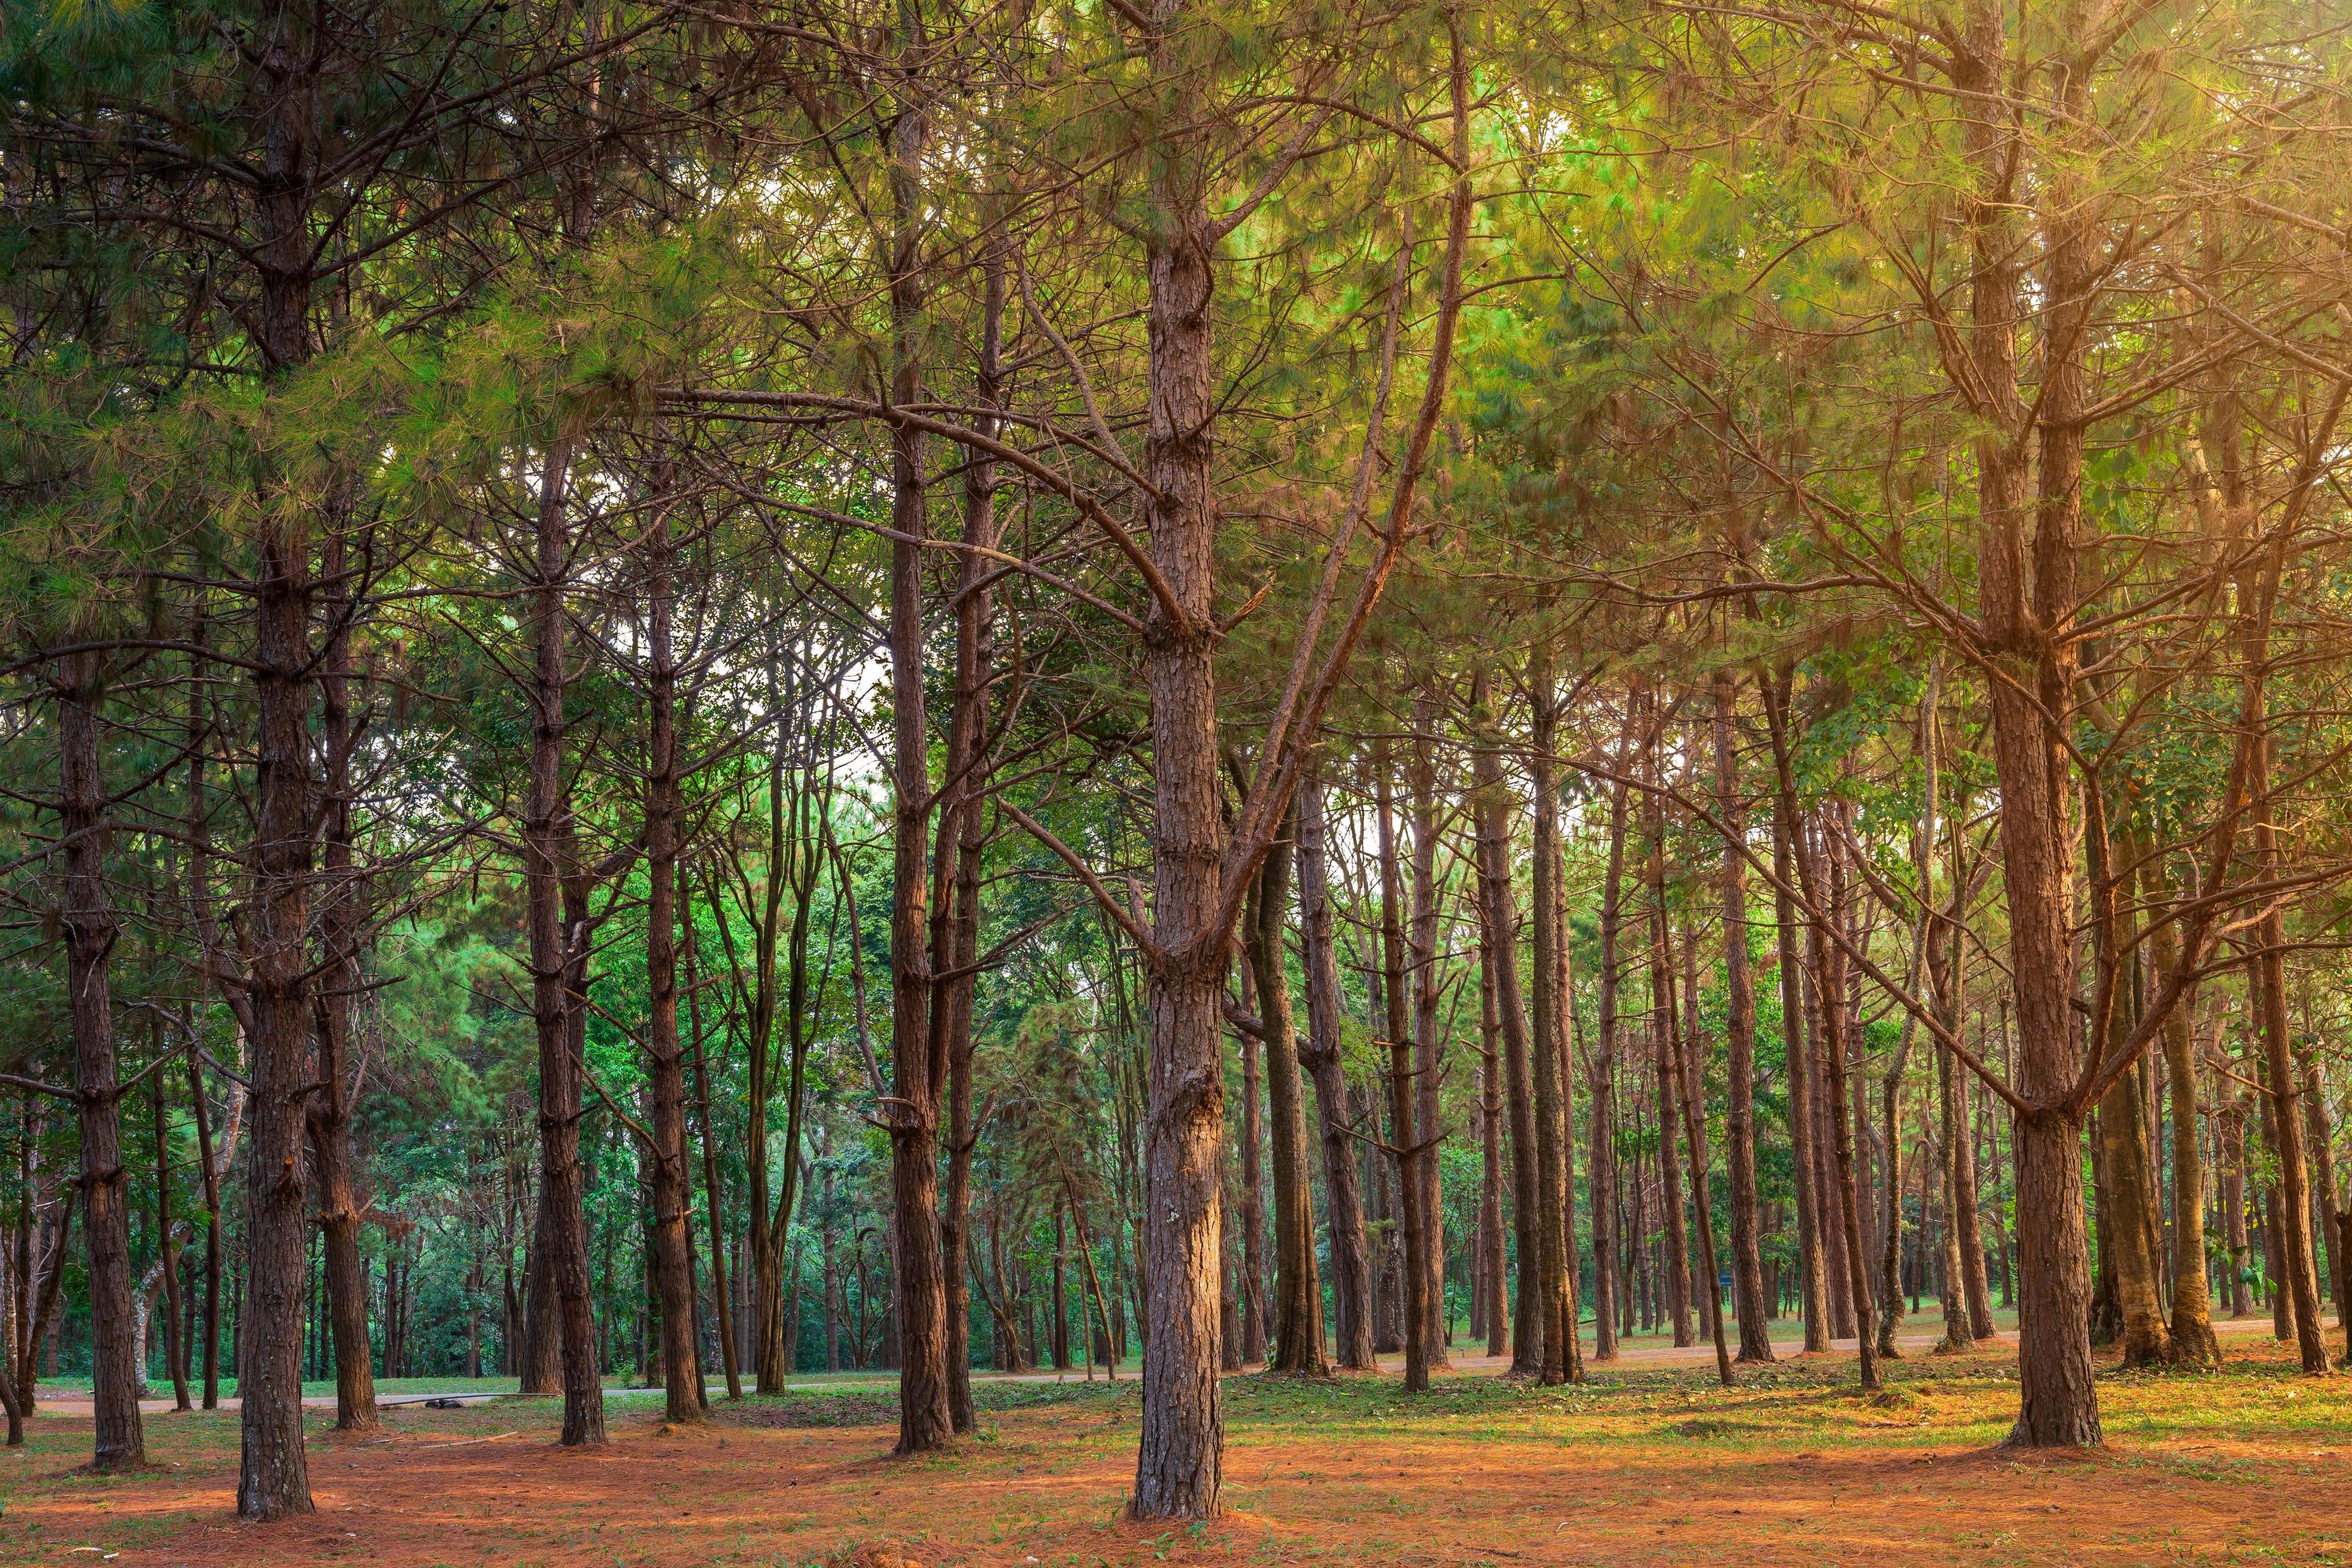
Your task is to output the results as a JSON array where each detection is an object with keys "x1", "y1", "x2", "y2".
[{"x1": 6, "y1": 1342, "x2": 2351, "y2": 1568}]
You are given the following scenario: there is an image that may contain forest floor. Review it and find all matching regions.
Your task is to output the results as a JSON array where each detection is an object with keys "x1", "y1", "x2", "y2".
[{"x1": 5, "y1": 1326, "x2": 2350, "y2": 1568}]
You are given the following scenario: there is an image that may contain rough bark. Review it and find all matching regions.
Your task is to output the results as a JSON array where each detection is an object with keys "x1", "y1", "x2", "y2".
[
  {"x1": 240, "y1": 509, "x2": 319, "y2": 1515},
  {"x1": 1962, "y1": 0, "x2": 2099, "y2": 1444},
  {"x1": 1130, "y1": 6, "x2": 1231, "y2": 1506}
]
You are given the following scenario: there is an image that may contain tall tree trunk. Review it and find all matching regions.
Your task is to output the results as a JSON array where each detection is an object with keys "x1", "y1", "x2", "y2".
[
  {"x1": 1527, "y1": 657, "x2": 1575, "y2": 1384},
  {"x1": 934, "y1": 218, "x2": 1004, "y2": 1435},
  {"x1": 1477, "y1": 945, "x2": 1508, "y2": 1359},
  {"x1": 242, "y1": 513, "x2": 318, "y2": 1514},
  {"x1": 1711, "y1": 673, "x2": 1772, "y2": 1362},
  {"x1": 56, "y1": 662, "x2": 145, "y2": 1472},
  {"x1": 188, "y1": 1057, "x2": 223, "y2": 1408},
  {"x1": 1676, "y1": 934, "x2": 1733, "y2": 1386},
  {"x1": 1375, "y1": 734, "x2": 1431, "y2": 1393},
  {"x1": 1589, "y1": 765, "x2": 1629, "y2": 1363},
  {"x1": 1237, "y1": 1002, "x2": 1267, "y2": 1367},
  {"x1": 1646, "y1": 805, "x2": 1694, "y2": 1350},
  {"x1": 1470, "y1": 672, "x2": 1543, "y2": 1374},
  {"x1": 1407, "y1": 691, "x2": 1450, "y2": 1373},
  {"x1": 2252, "y1": 880, "x2": 2327, "y2": 1372},
  {"x1": 1808, "y1": 810, "x2": 1881, "y2": 1390},
  {"x1": 2221, "y1": 1097, "x2": 2253, "y2": 1318},
  {"x1": 310, "y1": 526, "x2": 379, "y2": 1434},
  {"x1": 1246, "y1": 829, "x2": 1325, "y2": 1374},
  {"x1": 1762, "y1": 672, "x2": 1830, "y2": 1353},
  {"x1": 640, "y1": 495, "x2": 704, "y2": 1426},
  {"x1": 1960, "y1": 0, "x2": 2100, "y2": 1444},
  {"x1": 1130, "y1": 7, "x2": 1232, "y2": 1507},
  {"x1": 524, "y1": 391, "x2": 606, "y2": 1446},
  {"x1": 1299, "y1": 763, "x2": 1376, "y2": 1369},
  {"x1": 2089, "y1": 826, "x2": 2170, "y2": 1368},
  {"x1": 2298, "y1": 1039, "x2": 2347, "y2": 1355},
  {"x1": 881, "y1": 30, "x2": 954, "y2": 1453},
  {"x1": 683, "y1": 884, "x2": 741, "y2": 1400}
]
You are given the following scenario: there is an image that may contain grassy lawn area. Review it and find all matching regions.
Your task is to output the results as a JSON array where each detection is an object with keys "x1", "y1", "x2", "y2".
[{"x1": 2, "y1": 1332, "x2": 2346, "y2": 1566}]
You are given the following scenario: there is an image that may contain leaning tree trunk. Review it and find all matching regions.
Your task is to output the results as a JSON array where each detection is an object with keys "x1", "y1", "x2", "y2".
[{"x1": 57, "y1": 660, "x2": 146, "y2": 1473}]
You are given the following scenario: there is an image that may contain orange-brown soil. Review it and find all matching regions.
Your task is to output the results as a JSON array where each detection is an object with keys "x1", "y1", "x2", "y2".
[{"x1": 6, "y1": 1341, "x2": 2350, "y2": 1567}]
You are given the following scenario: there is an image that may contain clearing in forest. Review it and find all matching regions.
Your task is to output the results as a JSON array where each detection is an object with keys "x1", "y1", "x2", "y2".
[{"x1": 4, "y1": 1339, "x2": 2348, "y2": 1568}]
